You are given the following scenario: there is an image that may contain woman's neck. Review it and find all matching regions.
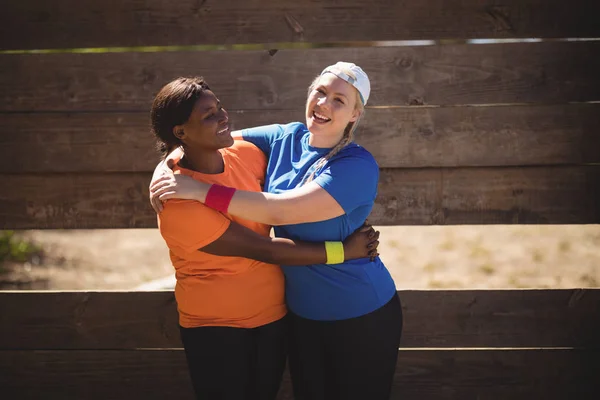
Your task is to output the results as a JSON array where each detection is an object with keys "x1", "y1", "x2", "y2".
[
  {"x1": 180, "y1": 147, "x2": 225, "y2": 174},
  {"x1": 308, "y1": 131, "x2": 344, "y2": 149}
]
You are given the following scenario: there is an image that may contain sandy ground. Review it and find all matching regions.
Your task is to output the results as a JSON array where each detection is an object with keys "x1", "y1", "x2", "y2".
[{"x1": 2, "y1": 225, "x2": 599, "y2": 291}]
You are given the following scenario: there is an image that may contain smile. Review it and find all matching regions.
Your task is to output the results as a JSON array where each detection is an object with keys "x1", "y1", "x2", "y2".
[
  {"x1": 217, "y1": 126, "x2": 230, "y2": 135},
  {"x1": 312, "y1": 111, "x2": 331, "y2": 123}
]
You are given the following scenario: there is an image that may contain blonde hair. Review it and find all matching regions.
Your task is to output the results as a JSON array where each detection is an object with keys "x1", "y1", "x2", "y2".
[{"x1": 302, "y1": 67, "x2": 365, "y2": 184}]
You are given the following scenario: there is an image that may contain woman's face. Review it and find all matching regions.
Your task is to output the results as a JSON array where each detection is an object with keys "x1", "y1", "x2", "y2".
[
  {"x1": 177, "y1": 90, "x2": 233, "y2": 151},
  {"x1": 305, "y1": 73, "x2": 360, "y2": 140}
]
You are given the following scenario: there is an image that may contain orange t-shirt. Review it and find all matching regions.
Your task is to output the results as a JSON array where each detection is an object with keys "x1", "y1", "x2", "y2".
[{"x1": 158, "y1": 140, "x2": 286, "y2": 328}]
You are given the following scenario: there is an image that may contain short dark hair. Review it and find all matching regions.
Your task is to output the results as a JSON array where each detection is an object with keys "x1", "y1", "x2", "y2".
[{"x1": 150, "y1": 77, "x2": 211, "y2": 158}]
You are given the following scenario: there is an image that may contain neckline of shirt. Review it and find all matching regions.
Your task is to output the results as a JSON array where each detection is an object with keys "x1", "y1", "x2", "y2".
[
  {"x1": 302, "y1": 131, "x2": 334, "y2": 154},
  {"x1": 175, "y1": 148, "x2": 231, "y2": 179}
]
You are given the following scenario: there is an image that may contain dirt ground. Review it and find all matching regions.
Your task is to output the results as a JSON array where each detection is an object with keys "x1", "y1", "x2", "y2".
[{"x1": 2, "y1": 225, "x2": 599, "y2": 291}]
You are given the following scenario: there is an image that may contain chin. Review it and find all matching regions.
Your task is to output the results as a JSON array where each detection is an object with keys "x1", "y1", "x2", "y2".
[
  {"x1": 223, "y1": 136, "x2": 235, "y2": 148},
  {"x1": 306, "y1": 118, "x2": 322, "y2": 133}
]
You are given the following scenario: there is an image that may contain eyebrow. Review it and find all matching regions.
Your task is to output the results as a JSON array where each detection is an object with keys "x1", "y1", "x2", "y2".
[
  {"x1": 200, "y1": 101, "x2": 220, "y2": 113},
  {"x1": 317, "y1": 86, "x2": 349, "y2": 99}
]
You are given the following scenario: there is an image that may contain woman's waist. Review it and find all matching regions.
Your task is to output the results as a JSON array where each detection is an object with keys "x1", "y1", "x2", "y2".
[
  {"x1": 281, "y1": 258, "x2": 393, "y2": 290},
  {"x1": 175, "y1": 270, "x2": 286, "y2": 315},
  {"x1": 171, "y1": 255, "x2": 278, "y2": 276}
]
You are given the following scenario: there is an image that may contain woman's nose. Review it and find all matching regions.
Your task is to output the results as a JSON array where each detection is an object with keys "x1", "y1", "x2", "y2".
[
  {"x1": 317, "y1": 96, "x2": 329, "y2": 108},
  {"x1": 219, "y1": 108, "x2": 229, "y2": 122}
]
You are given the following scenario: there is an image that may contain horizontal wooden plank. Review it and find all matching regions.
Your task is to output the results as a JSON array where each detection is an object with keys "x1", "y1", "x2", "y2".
[
  {"x1": 2, "y1": 1, "x2": 600, "y2": 50},
  {"x1": 1, "y1": 290, "x2": 598, "y2": 349},
  {"x1": 2, "y1": 104, "x2": 599, "y2": 172},
  {"x1": 2, "y1": 41, "x2": 599, "y2": 112},
  {"x1": 0, "y1": 349, "x2": 597, "y2": 399},
  {"x1": 0, "y1": 173, "x2": 155, "y2": 229},
  {"x1": 373, "y1": 166, "x2": 600, "y2": 225},
  {"x1": 1, "y1": 166, "x2": 597, "y2": 229}
]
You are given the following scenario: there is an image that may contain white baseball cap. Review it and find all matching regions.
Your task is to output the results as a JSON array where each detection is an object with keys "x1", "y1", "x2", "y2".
[{"x1": 320, "y1": 62, "x2": 371, "y2": 105}]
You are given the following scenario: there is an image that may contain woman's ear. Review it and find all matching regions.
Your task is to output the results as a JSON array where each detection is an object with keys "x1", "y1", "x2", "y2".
[
  {"x1": 349, "y1": 108, "x2": 361, "y2": 123},
  {"x1": 173, "y1": 125, "x2": 185, "y2": 140}
]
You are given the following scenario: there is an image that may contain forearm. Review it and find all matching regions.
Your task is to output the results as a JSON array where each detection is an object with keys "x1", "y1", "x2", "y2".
[
  {"x1": 200, "y1": 222, "x2": 337, "y2": 266},
  {"x1": 192, "y1": 187, "x2": 289, "y2": 226},
  {"x1": 249, "y1": 237, "x2": 331, "y2": 266},
  {"x1": 201, "y1": 186, "x2": 341, "y2": 226},
  {"x1": 227, "y1": 191, "x2": 291, "y2": 226}
]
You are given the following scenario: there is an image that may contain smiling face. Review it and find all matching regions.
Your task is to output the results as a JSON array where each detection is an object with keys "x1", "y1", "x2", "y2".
[
  {"x1": 305, "y1": 73, "x2": 361, "y2": 144},
  {"x1": 174, "y1": 90, "x2": 233, "y2": 151}
]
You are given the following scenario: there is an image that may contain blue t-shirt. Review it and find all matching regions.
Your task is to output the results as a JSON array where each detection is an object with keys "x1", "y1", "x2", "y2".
[{"x1": 242, "y1": 122, "x2": 397, "y2": 321}]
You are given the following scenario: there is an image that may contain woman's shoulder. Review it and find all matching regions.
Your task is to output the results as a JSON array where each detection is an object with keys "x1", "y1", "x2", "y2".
[
  {"x1": 335, "y1": 143, "x2": 378, "y2": 166},
  {"x1": 224, "y1": 139, "x2": 268, "y2": 175},
  {"x1": 241, "y1": 122, "x2": 306, "y2": 140},
  {"x1": 279, "y1": 122, "x2": 309, "y2": 140}
]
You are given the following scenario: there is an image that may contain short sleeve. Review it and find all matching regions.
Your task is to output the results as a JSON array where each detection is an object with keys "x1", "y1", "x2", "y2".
[
  {"x1": 313, "y1": 151, "x2": 380, "y2": 213},
  {"x1": 158, "y1": 199, "x2": 231, "y2": 253},
  {"x1": 231, "y1": 139, "x2": 267, "y2": 186},
  {"x1": 241, "y1": 124, "x2": 287, "y2": 157}
]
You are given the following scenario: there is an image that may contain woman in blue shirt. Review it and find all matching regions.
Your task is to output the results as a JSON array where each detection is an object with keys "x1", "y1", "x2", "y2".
[{"x1": 151, "y1": 62, "x2": 403, "y2": 400}]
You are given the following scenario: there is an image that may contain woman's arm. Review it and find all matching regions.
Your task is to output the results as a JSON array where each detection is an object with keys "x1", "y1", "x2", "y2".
[
  {"x1": 149, "y1": 147, "x2": 184, "y2": 213},
  {"x1": 150, "y1": 141, "x2": 378, "y2": 226},
  {"x1": 202, "y1": 219, "x2": 379, "y2": 265},
  {"x1": 151, "y1": 175, "x2": 343, "y2": 225}
]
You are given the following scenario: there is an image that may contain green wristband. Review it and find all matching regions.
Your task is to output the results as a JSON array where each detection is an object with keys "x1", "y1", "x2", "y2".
[{"x1": 325, "y1": 241, "x2": 345, "y2": 264}]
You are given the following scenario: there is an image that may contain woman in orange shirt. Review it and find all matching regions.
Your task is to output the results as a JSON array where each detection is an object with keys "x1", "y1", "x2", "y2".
[{"x1": 150, "y1": 76, "x2": 379, "y2": 400}]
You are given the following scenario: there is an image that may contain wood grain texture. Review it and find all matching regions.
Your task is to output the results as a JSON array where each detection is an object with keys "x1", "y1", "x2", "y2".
[
  {"x1": 2, "y1": 1, "x2": 600, "y2": 50},
  {"x1": 1, "y1": 290, "x2": 598, "y2": 349},
  {"x1": 0, "y1": 349, "x2": 597, "y2": 399},
  {"x1": 1, "y1": 166, "x2": 598, "y2": 229},
  {"x1": 2, "y1": 41, "x2": 599, "y2": 111},
  {"x1": 0, "y1": 173, "x2": 155, "y2": 229},
  {"x1": 372, "y1": 166, "x2": 600, "y2": 225},
  {"x1": 2, "y1": 104, "x2": 599, "y2": 173}
]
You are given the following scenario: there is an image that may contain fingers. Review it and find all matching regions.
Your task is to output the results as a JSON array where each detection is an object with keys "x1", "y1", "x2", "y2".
[
  {"x1": 149, "y1": 160, "x2": 176, "y2": 214},
  {"x1": 367, "y1": 240, "x2": 380, "y2": 250},
  {"x1": 150, "y1": 194, "x2": 162, "y2": 214},
  {"x1": 149, "y1": 176, "x2": 175, "y2": 214},
  {"x1": 158, "y1": 191, "x2": 177, "y2": 201},
  {"x1": 367, "y1": 230, "x2": 380, "y2": 261},
  {"x1": 150, "y1": 176, "x2": 178, "y2": 196},
  {"x1": 149, "y1": 175, "x2": 174, "y2": 190},
  {"x1": 359, "y1": 225, "x2": 371, "y2": 233},
  {"x1": 369, "y1": 230, "x2": 380, "y2": 240},
  {"x1": 150, "y1": 179, "x2": 174, "y2": 195},
  {"x1": 150, "y1": 199, "x2": 159, "y2": 214},
  {"x1": 368, "y1": 249, "x2": 380, "y2": 262}
]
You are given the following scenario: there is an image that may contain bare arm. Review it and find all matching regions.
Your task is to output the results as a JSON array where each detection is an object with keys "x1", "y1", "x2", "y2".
[
  {"x1": 149, "y1": 135, "x2": 371, "y2": 226},
  {"x1": 151, "y1": 175, "x2": 343, "y2": 226},
  {"x1": 225, "y1": 182, "x2": 343, "y2": 226},
  {"x1": 201, "y1": 219, "x2": 379, "y2": 265},
  {"x1": 149, "y1": 147, "x2": 184, "y2": 214}
]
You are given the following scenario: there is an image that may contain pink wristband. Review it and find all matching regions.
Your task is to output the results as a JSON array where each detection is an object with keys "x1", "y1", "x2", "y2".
[{"x1": 204, "y1": 184, "x2": 236, "y2": 213}]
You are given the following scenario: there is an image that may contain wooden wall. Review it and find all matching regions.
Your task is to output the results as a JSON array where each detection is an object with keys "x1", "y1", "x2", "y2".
[
  {"x1": 1, "y1": 289, "x2": 598, "y2": 399},
  {"x1": 1, "y1": 1, "x2": 600, "y2": 399},
  {"x1": 1, "y1": 1, "x2": 600, "y2": 228}
]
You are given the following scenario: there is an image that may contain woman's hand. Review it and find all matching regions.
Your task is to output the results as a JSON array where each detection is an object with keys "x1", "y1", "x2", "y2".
[
  {"x1": 343, "y1": 222, "x2": 380, "y2": 262},
  {"x1": 149, "y1": 174, "x2": 210, "y2": 212},
  {"x1": 148, "y1": 160, "x2": 176, "y2": 213}
]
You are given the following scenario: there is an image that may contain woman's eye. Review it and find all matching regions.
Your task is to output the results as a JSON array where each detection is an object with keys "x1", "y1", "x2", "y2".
[
  {"x1": 316, "y1": 89, "x2": 325, "y2": 94},
  {"x1": 335, "y1": 98, "x2": 344, "y2": 104}
]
